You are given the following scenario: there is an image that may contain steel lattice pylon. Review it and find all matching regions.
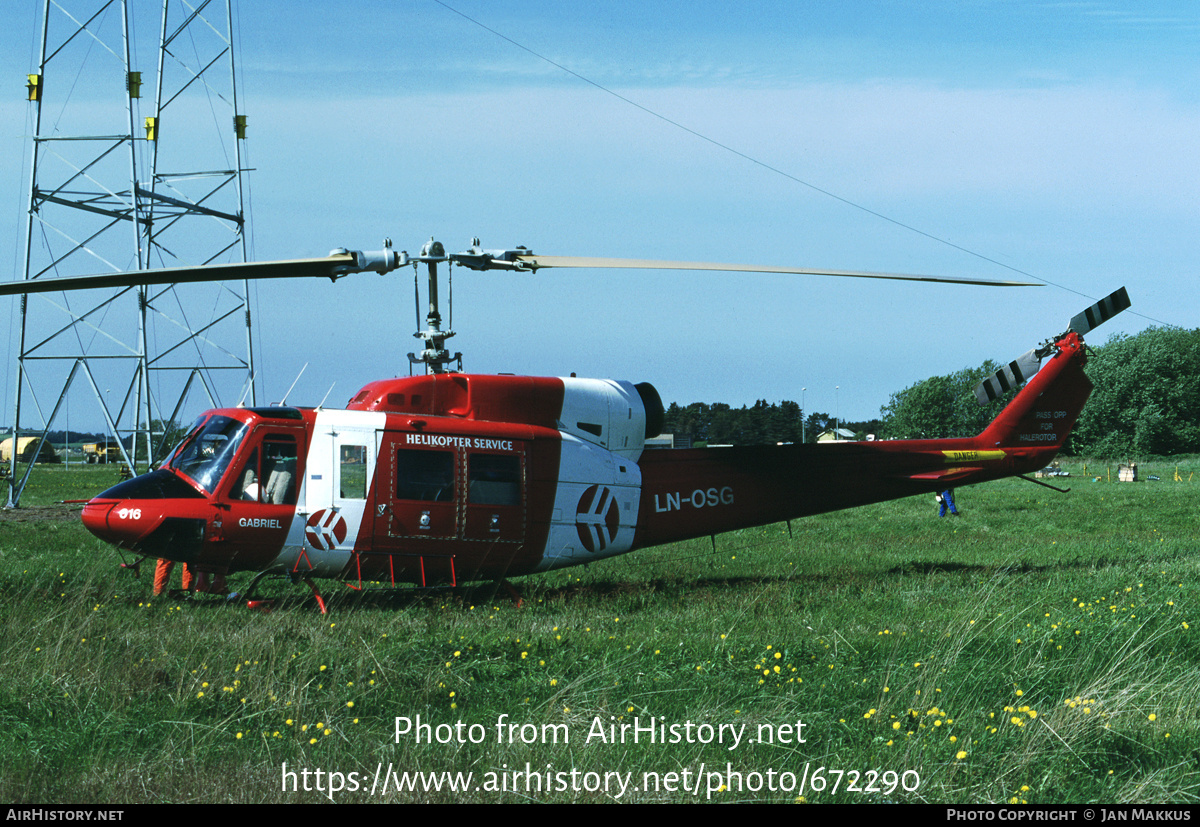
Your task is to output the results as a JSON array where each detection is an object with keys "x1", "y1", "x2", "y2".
[{"x1": 7, "y1": 0, "x2": 254, "y2": 507}]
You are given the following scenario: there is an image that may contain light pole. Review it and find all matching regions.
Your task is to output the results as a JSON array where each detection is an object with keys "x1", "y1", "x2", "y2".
[
  {"x1": 801, "y1": 387, "x2": 806, "y2": 444},
  {"x1": 836, "y1": 386, "x2": 841, "y2": 440}
]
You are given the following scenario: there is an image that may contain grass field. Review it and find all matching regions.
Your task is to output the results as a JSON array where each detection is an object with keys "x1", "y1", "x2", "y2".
[{"x1": 1, "y1": 457, "x2": 1197, "y2": 803}]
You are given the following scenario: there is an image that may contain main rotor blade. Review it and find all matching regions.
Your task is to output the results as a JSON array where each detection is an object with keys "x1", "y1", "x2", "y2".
[
  {"x1": 512, "y1": 255, "x2": 1041, "y2": 287},
  {"x1": 0, "y1": 254, "x2": 360, "y2": 297}
]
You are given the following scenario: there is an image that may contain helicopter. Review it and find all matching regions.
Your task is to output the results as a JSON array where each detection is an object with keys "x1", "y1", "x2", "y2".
[{"x1": 0, "y1": 239, "x2": 1130, "y2": 610}]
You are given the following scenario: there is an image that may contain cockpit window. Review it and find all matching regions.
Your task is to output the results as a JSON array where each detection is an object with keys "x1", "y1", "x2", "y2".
[
  {"x1": 231, "y1": 434, "x2": 299, "y2": 505},
  {"x1": 167, "y1": 415, "x2": 249, "y2": 495}
]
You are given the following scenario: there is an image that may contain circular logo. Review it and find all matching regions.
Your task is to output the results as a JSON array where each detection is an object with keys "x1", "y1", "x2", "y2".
[
  {"x1": 575, "y1": 485, "x2": 620, "y2": 553},
  {"x1": 305, "y1": 509, "x2": 348, "y2": 551}
]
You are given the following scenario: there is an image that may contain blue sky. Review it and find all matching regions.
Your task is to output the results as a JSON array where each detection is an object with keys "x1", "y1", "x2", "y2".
[{"x1": 2, "y1": 1, "x2": 1198, "y2": 428}]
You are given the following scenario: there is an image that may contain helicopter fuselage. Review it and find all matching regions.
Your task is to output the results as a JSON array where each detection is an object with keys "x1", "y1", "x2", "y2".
[{"x1": 80, "y1": 331, "x2": 1093, "y2": 588}]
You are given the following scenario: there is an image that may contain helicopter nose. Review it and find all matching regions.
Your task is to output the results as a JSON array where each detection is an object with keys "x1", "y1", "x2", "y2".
[
  {"x1": 81, "y1": 497, "x2": 166, "y2": 549},
  {"x1": 80, "y1": 499, "x2": 112, "y2": 539},
  {"x1": 80, "y1": 469, "x2": 207, "y2": 560}
]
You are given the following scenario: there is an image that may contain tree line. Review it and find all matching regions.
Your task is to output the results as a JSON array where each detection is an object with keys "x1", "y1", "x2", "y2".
[{"x1": 662, "y1": 400, "x2": 880, "y2": 445}]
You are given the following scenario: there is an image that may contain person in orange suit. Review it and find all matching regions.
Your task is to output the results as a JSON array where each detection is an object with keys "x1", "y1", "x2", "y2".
[{"x1": 153, "y1": 558, "x2": 227, "y2": 596}]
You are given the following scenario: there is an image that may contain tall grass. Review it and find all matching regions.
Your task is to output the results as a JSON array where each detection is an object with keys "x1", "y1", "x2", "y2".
[{"x1": 0, "y1": 459, "x2": 1197, "y2": 802}]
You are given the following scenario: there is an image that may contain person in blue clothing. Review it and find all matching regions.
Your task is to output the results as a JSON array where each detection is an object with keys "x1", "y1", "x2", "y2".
[{"x1": 936, "y1": 488, "x2": 959, "y2": 517}]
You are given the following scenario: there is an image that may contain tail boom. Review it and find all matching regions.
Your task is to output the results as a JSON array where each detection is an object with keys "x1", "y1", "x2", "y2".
[{"x1": 633, "y1": 331, "x2": 1092, "y2": 548}]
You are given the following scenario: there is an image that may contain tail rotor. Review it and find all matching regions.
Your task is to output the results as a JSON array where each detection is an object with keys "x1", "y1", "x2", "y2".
[{"x1": 972, "y1": 287, "x2": 1131, "y2": 406}]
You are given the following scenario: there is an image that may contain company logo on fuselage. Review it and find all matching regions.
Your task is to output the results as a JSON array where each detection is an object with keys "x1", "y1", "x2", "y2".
[
  {"x1": 576, "y1": 485, "x2": 620, "y2": 553},
  {"x1": 305, "y1": 509, "x2": 348, "y2": 551}
]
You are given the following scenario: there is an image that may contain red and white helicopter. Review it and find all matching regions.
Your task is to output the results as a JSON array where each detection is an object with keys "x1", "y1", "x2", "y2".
[{"x1": 1, "y1": 239, "x2": 1129, "y2": 609}]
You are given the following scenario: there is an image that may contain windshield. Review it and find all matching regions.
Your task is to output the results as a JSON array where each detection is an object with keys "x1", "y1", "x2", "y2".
[{"x1": 167, "y1": 415, "x2": 249, "y2": 495}]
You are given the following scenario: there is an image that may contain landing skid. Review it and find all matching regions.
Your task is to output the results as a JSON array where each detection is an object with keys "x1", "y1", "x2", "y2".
[
  {"x1": 237, "y1": 570, "x2": 328, "y2": 613},
  {"x1": 235, "y1": 569, "x2": 519, "y2": 613}
]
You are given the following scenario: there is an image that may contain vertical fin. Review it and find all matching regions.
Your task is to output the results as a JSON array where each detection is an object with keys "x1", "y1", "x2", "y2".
[{"x1": 978, "y1": 333, "x2": 1093, "y2": 450}]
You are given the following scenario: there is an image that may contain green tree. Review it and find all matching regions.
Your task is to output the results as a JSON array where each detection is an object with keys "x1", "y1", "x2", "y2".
[
  {"x1": 805, "y1": 411, "x2": 833, "y2": 441},
  {"x1": 880, "y1": 360, "x2": 1013, "y2": 439},
  {"x1": 662, "y1": 399, "x2": 807, "y2": 445},
  {"x1": 1072, "y1": 327, "x2": 1200, "y2": 456},
  {"x1": 773, "y1": 400, "x2": 804, "y2": 443},
  {"x1": 707, "y1": 403, "x2": 735, "y2": 444}
]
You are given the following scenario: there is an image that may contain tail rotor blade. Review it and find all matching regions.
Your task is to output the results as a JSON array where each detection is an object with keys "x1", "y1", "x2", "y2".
[
  {"x1": 973, "y1": 348, "x2": 1043, "y2": 405},
  {"x1": 1069, "y1": 287, "x2": 1130, "y2": 336}
]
